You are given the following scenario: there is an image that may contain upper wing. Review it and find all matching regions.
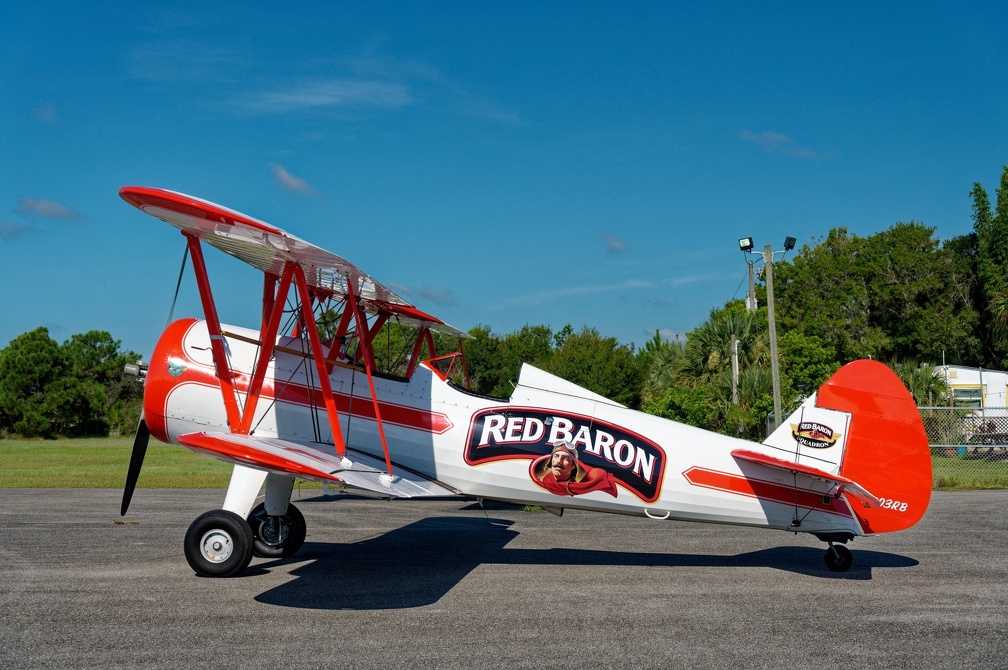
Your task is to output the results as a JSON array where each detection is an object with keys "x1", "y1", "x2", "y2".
[
  {"x1": 119, "y1": 185, "x2": 468, "y2": 338},
  {"x1": 177, "y1": 431, "x2": 459, "y2": 499},
  {"x1": 731, "y1": 448, "x2": 879, "y2": 509}
]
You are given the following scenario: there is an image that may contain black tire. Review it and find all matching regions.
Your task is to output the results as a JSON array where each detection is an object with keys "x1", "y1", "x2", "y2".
[
  {"x1": 183, "y1": 510, "x2": 254, "y2": 577},
  {"x1": 247, "y1": 502, "x2": 307, "y2": 558},
  {"x1": 824, "y1": 544, "x2": 853, "y2": 572}
]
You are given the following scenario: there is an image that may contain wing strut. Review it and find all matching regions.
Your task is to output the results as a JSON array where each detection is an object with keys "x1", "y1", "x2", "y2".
[
  {"x1": 238, "y1": 262, "x2": 294, "y2": 435},
  {"x1": 405, "y1": 325, "x2": 435, "y2": 378},
  {"x1": 291, "y1": 263, "x2": 348, "y2": 459},
  {"x1": 185, "y1": 232, "x2": 242, "y2": 432},
  {"x1": 182, "y1": 234, "x2": 349, "y2": 459},
  {"x1": 346, "y1": 277, "x2": 395, "y2": 478}
]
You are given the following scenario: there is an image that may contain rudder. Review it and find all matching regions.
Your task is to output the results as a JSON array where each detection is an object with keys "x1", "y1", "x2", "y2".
[{"x1": 818, "y1": 360, "x2": 932, "y2": 534}]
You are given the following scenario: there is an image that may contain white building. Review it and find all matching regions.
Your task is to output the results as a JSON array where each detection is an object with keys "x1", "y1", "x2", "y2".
[{"x1": 936, "y1": 365, "x2": 1008, "y2": 408}]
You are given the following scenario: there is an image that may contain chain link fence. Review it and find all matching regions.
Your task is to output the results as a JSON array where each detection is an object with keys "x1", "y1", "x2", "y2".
[
  {"x1": 767, "y1": 407, "x2": 1008, "y2": 488},
  {"x1": 919, "y1": 407, "x2": 1008, "y2": 489}
]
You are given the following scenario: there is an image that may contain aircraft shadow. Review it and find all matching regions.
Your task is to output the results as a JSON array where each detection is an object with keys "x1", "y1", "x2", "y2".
[{"x1": 251, "y1": 516, "x2": 917, "y2": 610}]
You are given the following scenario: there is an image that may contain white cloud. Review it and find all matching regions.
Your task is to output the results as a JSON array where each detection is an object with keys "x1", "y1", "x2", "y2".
[
  {"x1": 350, "y1": 55, "x2": 520, "y2": 124},
  {"x1": 738, "y1": 129, "x2": 819, "y2": 159},
  {"x1": 128, "y1": 40, "x2": 518, "y2": 124},
  {"x1": 415, "y1": 287, "x2": 457, "y2": 307},
  {"x1": 1, "y1": 220, "x2": 33, "y2": 241},
  {"x1": 642, "y1": 296, "x2": 671, "y2": 308},
  {"x1": 598, "y1": 233, "x2": 626, "y2": 254},
  {"x1": 389, "y1": 283, "x2": 456, "y2": 307},
  {"x1": 242, "y1": 79, "x2": 411, "y2": 113},
  {"x1": 496, "y1": 274, "x2": 714, "y2": 309},
  {"x1": 33, "y1": 103, "x2": 58, "y2": 126},
  {"x1": 660, "y1": 274, "x2": 713, "y2": 287},
  {"x1": 503, "y1": 279, "x2": 654, "y2": 307},
  {"x1": 129, "y1": 40, "x2": 244, "y2": 84},
  {"x1": 456, "y1": 97, "x2": 522, "y2": 125},
  {"x1": 269, "y1": 164, "x2": 316, "y2": 195},
  {"x1": 16, "y1": 198, "x2": 84, "y2": 220}
]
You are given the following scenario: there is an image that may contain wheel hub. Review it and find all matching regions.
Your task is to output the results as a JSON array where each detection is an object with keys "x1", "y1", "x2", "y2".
[
  {"x1": 199, "y1": 529, "x2": 234, "y2": 563},
  {"x1": 258, "y1": 516, "x2": 289, "y2": 547}
]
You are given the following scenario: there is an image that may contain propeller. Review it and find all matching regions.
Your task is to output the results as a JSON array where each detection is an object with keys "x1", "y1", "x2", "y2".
[
  {"x1": 120, "y1": 245, "x2": 183, "y2": 517},
  {"x1": 121, "y1": 414, "x2": 150, "y2": 516}
]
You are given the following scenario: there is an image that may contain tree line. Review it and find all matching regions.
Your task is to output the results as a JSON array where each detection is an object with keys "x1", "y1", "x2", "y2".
[
  {"x1": 0, "y1": 328, "x2": 144, "y2": 438},
  {"x1": 2, "y1": 166, "x2": 1005, "y2": 440},
  {"x1": 637, "y1": 166, "x2": 1008, "y2": 436}
]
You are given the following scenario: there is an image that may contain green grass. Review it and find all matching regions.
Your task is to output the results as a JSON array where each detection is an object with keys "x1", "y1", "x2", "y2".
[
  {"x1": 1, "y1": 438, "x2": 1006, "y2": 490},
  {"x1": 0, "y1": 437, "x2": 233, "y2": 488},
  {"x1": 930, "y1": 454, "x2": 1008, "y2": 490}
]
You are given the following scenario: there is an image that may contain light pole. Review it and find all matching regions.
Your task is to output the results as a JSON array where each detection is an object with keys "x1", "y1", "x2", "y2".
[
  {"x1": 738, "y1": 236, "x2": 796, "y2": 430},
  {"x1": 738, "y1": 237, "x2": 756, "y2": 310}
]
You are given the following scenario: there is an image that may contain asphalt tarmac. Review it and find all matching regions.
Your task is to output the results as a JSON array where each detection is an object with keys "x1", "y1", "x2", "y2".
[{"x1": 0, "y1": 488, "x2": 1005, "y2": 669}]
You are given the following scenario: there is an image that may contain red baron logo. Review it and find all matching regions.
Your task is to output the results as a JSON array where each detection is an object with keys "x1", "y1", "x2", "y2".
[
  {"x1": 791, "y1": 421, "x2": 841, "y2": 449},
  {"x1": 464, "y1": 407, "x2": 666, "y2": 502}
]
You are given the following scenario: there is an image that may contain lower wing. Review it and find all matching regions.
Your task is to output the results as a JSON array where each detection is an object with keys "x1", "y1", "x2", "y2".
[{"x1": 177, "y1": 431, "x2": 459, "y2": 499}]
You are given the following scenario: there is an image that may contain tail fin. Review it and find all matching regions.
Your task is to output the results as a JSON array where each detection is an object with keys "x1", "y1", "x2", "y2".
[{"x1": 818, "y1": 360, "x2": 932, "y2": 534}]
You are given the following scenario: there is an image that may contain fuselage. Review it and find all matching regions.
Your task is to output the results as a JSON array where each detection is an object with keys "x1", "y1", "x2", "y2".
[{"x1": 144, "y1": 318, "x2": 865, "y2": 537}]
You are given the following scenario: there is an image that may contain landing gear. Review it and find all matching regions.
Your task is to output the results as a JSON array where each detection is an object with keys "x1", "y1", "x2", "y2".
[
  {"x1": 183, "y1": 510, "x2": 254, "y2": 577},
  {"x1": 824, "y1": 543, "x2": 853, "y2": 572},
  {"x1": 247, "y1": 502, "x2": 306, "y2": 558}
]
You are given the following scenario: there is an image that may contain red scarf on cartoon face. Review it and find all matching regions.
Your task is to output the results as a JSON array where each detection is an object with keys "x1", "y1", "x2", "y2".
[{"x1": 530, "y1": 454, "x2": 618, "y2": 497}]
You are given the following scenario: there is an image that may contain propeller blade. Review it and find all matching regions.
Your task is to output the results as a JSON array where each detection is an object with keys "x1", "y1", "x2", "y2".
[{"x1": 121, "y1": 417, "x2": 150, "y2": 516}]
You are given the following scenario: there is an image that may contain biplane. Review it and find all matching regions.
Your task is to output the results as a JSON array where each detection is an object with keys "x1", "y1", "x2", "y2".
[{"x1": 118, "y1": 186, "x2": 932, "y2": 577}]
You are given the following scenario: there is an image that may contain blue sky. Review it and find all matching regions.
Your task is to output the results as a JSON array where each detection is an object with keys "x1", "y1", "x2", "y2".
[{"x1": 2, "y1": 2, "x2": 1006, "y2": 358}]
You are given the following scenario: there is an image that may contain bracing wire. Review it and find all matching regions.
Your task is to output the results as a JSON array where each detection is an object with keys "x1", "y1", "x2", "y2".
[
  {"x1": 731, "y1": 269, "x2": 748, "y2": 303},
  {"x1": 247, "y1": 284, "x2": 309, "y2": 436},
  {"x1": 165, "y1": 245, "x2": 190, "y2": 328}
]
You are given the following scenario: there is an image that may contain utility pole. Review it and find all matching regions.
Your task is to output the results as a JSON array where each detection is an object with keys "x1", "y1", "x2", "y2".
[
  {"x1": 738, "y1": 235, "x2": 793, "y2": 432},
  {"x1": 764, "y1": 244, "x2": 781, "y2": 428},
  {"x1": 731, "y1": 336, "x2": 740, "y2": 405},
  {"x1": 746, "y1": 257, "x2": 757, "y2": 311}
]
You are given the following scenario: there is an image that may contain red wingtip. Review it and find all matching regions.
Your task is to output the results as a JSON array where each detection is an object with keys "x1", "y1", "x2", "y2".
[
  {"x1": 119, "y1": 185, "x2": 285, "y2": 236},
  {"x1": 818, "y1": 360, "x2": 932, "y2": 534}
]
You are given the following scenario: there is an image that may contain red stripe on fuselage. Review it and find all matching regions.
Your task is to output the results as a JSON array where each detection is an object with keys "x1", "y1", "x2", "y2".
[
  {"x1": 143, "y1": 319, "x2": 453, "y2": 443},
  {"x1": 269, "y1": 379, "x2": 454, "y2": 434},
  {"x1": 682, "y1": 466, "x2": 853, "y2": 519}
]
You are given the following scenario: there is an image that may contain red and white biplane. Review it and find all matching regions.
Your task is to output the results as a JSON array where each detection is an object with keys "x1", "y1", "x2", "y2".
[{"x1": 119, "y1": 186, "x2": 932, "y2": 577}]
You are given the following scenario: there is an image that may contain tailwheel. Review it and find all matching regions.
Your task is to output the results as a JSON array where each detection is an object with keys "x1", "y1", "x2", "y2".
[
  {"x1": 183, "y1": 510, "x2": 254, "y2": 577},
  {"x1": 247, "y1": 502, "x2": 307, "y2": 558},
  {"x1": 824, "y1": 543, "x2": 853, "y2": 572}
]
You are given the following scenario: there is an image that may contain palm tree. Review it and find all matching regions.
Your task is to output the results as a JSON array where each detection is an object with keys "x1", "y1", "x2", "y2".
[
  {"x1": 639, "y1": 333, "x2": 685, "y2": 404},
  {"x1": 989, "y1": 284, "x2": 1008, "y2": 344},
  {"x1": 680, "y1": 307, "x2": 768, "y2": 380},
  {"x1": 890, "y1": 359, "x2": 949, "y2": 406}
]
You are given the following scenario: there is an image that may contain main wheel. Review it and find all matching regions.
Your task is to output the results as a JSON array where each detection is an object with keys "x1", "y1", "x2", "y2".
[
  {"x1": 183, "y1": 510, "x2": 254, "y2": 577},
  {"x1": 824, "y1": 544, "x2": 853, "y2": 572},
  {"x1": 247, "y1": 502, "x2": 307, "y2": 558}
]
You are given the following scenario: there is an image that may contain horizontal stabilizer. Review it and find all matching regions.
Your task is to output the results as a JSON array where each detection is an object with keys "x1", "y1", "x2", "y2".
[
  {"x1": 177, "y1": 432, "x2": 458, "y2": 499},
  {"x1": 731, "y1": 449, "x2": 879, "y2": 509}
]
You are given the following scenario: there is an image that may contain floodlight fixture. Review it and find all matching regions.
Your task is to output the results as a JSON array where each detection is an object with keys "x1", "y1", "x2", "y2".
[{"x1": 734, "y1": 234, "x2": 790, "y2": 429}]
